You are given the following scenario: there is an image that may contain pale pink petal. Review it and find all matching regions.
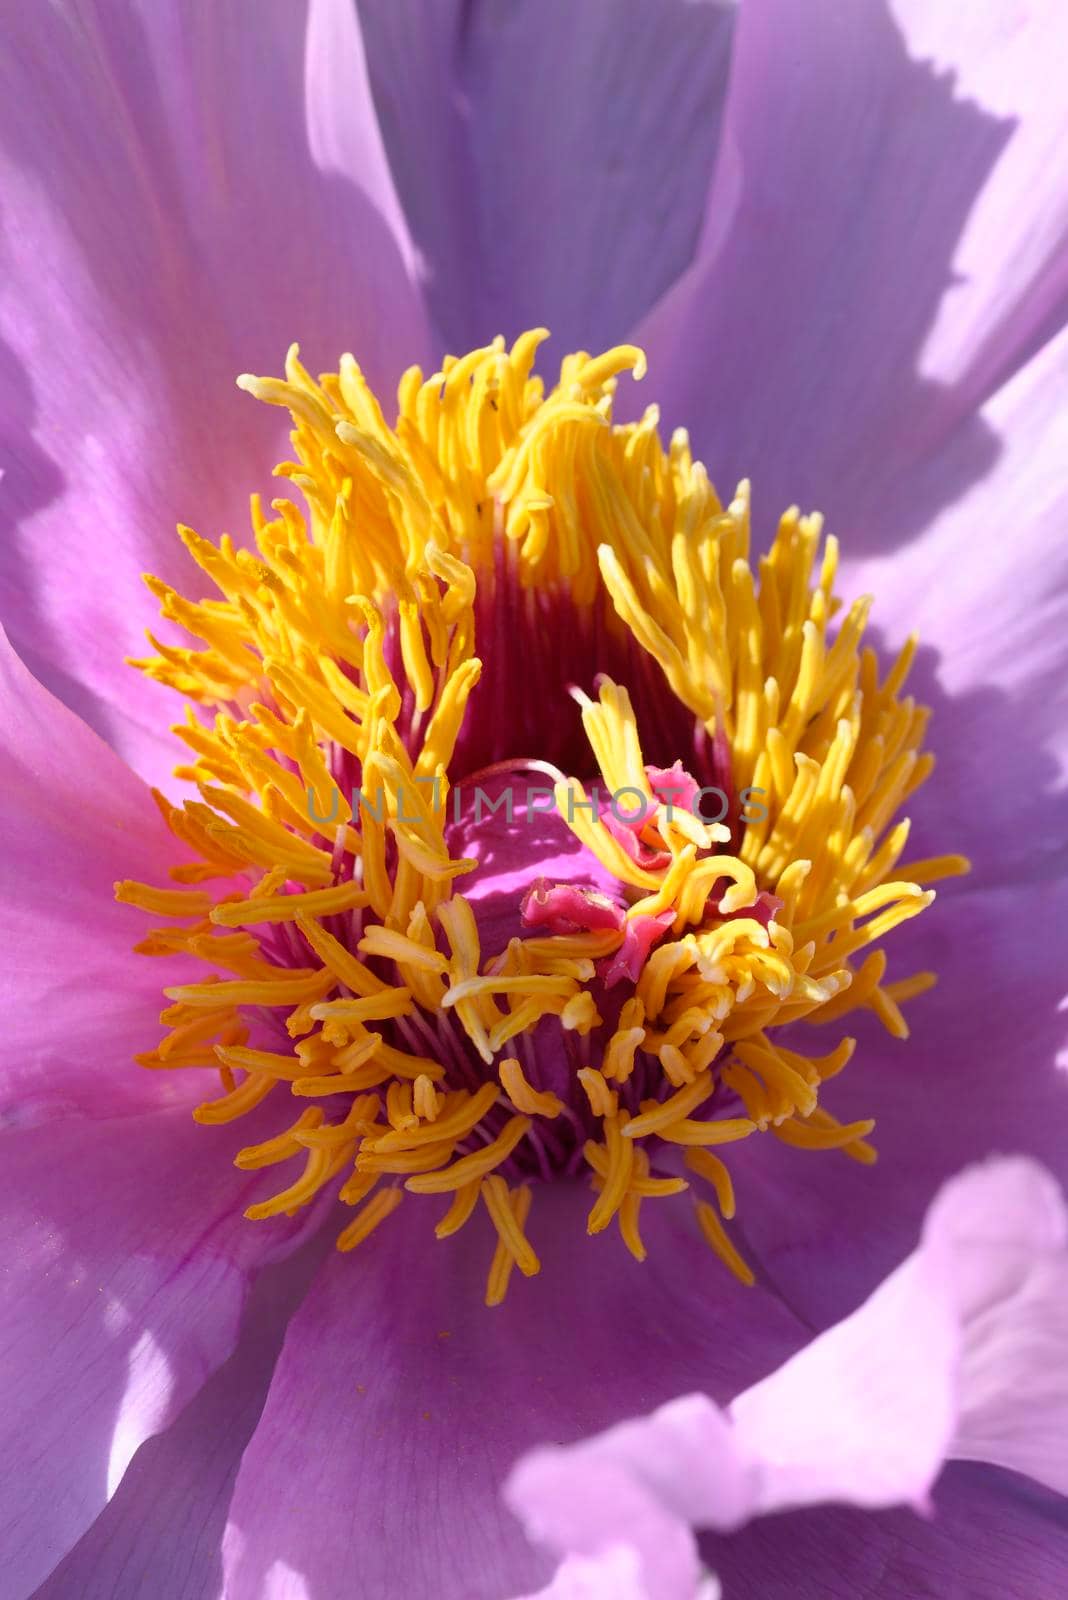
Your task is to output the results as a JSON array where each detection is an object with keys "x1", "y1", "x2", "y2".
[
  {"x1": 728, "y1": 1157, "x2": 1067, "y2": 1516},
  {"x1": 509, "y1": 1396, "x2": 742, "y2": 1600},
  {"x1": 935, "y1": 1165, "x2": 1068, "y2": 1496},
  {"x1": 512, "y1": 1446, "x2": 706, "y2": 1600},
  {"x1": 522, "y1": 1545, "x2": 720, "y2": 1600},
  {"x1": 505, "y1": 1158, "x2": 1068, "y2": 1594},
  {"x1": 0, "y1": 0, "x2": 430, "y2": 784}
]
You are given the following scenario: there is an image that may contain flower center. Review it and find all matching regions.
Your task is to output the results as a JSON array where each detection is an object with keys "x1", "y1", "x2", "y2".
[{"x1": 117, "y1": 333, "x2": 966, "y2": 1305}]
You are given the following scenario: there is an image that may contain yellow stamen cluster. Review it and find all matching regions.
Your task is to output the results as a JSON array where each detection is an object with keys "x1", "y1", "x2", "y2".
[{"x1": 118, "y1": 333, "x2": 964, "y2": 1303}]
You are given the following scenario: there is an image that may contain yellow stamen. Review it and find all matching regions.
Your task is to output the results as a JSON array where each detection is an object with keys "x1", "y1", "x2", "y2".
[
  {"x1": 772, "y1": 1113, "x2": 877, "y2": 1153},
  {"x1": 586, "y1": 1113, "x2": 635, "y2": 1234},
  {"x1": 404, "y1": 1116, "x2": 532, "y2": 1193},
  {"x1": 434, "y1": 1180, "x2": 483, "y2": 1240},
  {"x1": 115, "y1": 882, "x2": 215, "y2": 918},
  {"x1": 584, "y1": 1143, "x2": 688, "y2": 1199},
  {"x1": 481, "y1": 1175, "x2": 540, "y2": 1277},
  {"x1": 413, "y1": 1074, "x2": 443, "y2": 1122},
  {"x1": 215, "y1": 1043, "x2": 326, "y2": 1082},
  {"x1": 624, "y1": 1071, "x2": 714, "y2": 1137},
  {"x1": 577, "y1": 1068, "x2": 619, "y2": 1119},
  {"x1": 684, "y1": 1149, "x2": 737, "y2": 1218},
  {"x1": 194, "y1": 1072, "x2": 274, "y2": 1124},
  {"x1": 694, "y1": 1201, "x2": 755, "y2": 1287},
  {"x1": 367, "y1": 1082, "x2": 499, "y2": 1153},
  {"x1": 658, "y1": 1116, "x2": 756, "y2": 1147},
  {"x1": 499, "y1": 1057, "x2": 564, "y2": 1118},
  {"x1": 308, "y1": 990, "x2": 415, "y2": 1025},
  {"x1": 119, "y1": 330, "x2": 956, "y2": 1298},
  {"x1": 336, "y1": 1187, "x2": 404, "y2": 1252},
  {"x1": 485, "y1": 1184, "x2": 535, "y2": 1307},
  {"x1": 165, "y1": 969, "x2": 334, "y2": 1008},
  {"x1": 208, "y1": 880, "x2": 369, "y2": 926}
]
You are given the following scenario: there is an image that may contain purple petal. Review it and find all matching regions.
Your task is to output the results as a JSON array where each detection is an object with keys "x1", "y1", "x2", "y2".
[
  {"x1": 505, "y1": 1158, "x2": 1068, "y2": 1597},
  {"x1": 221, "y1": 1183, "x2": 802, "y2": 1600},
  {"x1": 0, "y1": 625, "x2": 190, "y2": 1122},
  {"x1": 351, "y1": 0, "x2": 480, "y2": 350},
  {"x1": 637, "y1": 0, "x2": 1068, "y2": 561},
  {"x1": 837, "y1": 321, "x2": 1068, "y2": 881},
  {"x1": 874, "y1": 2, "x2": 1068, "y2": 414},
  {"x1": 0, "y1": 0, "x2": 430, "y2": 783},
  {"x1": 0, "y1": 1103, "x2": 317, "y2": 1600},
  {"x1": 0, "y1": 628, "x2": 325, "y2": 1592},
  {"x1": 31, "y1": 1235, "x2": 328, "y2": 1600},
  {"x1": 705, "y1": 1462, "x2": 1068, "y2": 1600},
  {"x1": 717, "y1": 871, "x2": 1068, "y2": 1351},
  {"x1": 357, "y1": 0, "x2": 735, "y2": 354}
]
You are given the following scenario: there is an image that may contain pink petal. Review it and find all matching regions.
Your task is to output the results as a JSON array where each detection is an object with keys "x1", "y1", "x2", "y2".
[
  {"x1": 645, "y1": 764, "x2": 706, "y2": 821},
  {"x1": 0, "y1": 0, "x2": 430, "y2": 784},
  {"x1": 505, "y1": 1158, "x2": 1068, "y2": 1593},
  {"x1": 446, "y1": 772, "x2": 622, "y2": 956},
  {"x1": 521, "y1": 880, "x2": 626, "y2": 937}
]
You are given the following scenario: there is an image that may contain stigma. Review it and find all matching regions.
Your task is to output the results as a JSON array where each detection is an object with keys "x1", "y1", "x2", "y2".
[{"x1": 116, "y1": 333, "x2": 967, "y2": 1304}]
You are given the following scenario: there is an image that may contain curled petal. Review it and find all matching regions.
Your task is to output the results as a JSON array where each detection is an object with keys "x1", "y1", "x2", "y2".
[{"x1": 505, "y1": 1157, "x2": 1068, "y2": 1596}]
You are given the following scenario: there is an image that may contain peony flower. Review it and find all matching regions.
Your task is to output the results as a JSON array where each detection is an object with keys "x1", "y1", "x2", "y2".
[{"x1": 2, "y1": 4, "x2": 1066, "y2": 1600}]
